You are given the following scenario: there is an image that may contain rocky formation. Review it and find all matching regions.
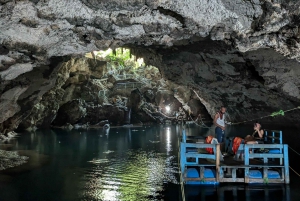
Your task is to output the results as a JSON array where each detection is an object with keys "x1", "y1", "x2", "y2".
[
  {"x1": 0, "y1": 150, "x2": 29, "y2": 171},
  {"x1": 1, "y1": 0, "x2": 300, "y2": 133}
]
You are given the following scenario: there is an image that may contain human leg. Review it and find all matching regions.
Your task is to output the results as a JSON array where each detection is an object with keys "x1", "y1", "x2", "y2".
[{"x1": 215, "y1": 127, "x2": 225, "y2": 152}]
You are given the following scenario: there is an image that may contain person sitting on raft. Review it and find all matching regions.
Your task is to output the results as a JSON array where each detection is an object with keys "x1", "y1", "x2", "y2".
[
  {"x1": 244, "y1": 122, "x2": 264, "y2": 144},
  {"x1": 232, "y1": 122, "x2": 264, "y2": 157}
]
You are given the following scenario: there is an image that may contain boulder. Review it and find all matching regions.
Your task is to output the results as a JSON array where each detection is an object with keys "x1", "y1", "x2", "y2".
[{"x1": 52, "y1": 99, "x2": 86, "y2": 126}]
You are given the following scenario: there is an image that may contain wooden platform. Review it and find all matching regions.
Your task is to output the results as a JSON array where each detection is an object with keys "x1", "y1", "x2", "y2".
[{"x1": 179, "y1": 129, "x2": 290, "y2": 185}]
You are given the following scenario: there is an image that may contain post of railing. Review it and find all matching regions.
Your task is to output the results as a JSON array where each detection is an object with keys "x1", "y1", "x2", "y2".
[
  {"x1": 280, "y1": 131, "x2": 283, "y2": 165},
  {"x1": 244, "y1": 145, "x2": 250, "y2": 183},
  {"x1": 216, "y1": 144, "x2": 220, "y2": 182},
  {"x1": 279, "y1": 131, "x2": 283, "y2": 144},
  {"x1": 182, "y1": 129, "x2": 186, "y2": 143},
  {"x1": 272, "y1": 131, "x2": 275, "y2": 143},
  {"x1": 180, "y1": 142, "x2": 186, "y2": 181},
  {"x1": 283, "y1": 145, "x2": 290, "y2": 184}
]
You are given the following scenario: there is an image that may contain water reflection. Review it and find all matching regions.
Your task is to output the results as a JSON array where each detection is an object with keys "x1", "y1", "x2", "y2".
[
  {"x1": 0, "y1": 125, "x2": 298, "y2": 201},
  {"x1": 82, "y1": 149, "x2": 178, "y2": 201},
  {"x1": 185, "y1": 184, "x2": 290, "y2": 201}
]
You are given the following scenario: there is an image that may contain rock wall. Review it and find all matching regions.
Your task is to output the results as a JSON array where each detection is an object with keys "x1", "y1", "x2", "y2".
[
  {"x1": 1, "y1": 0, "x2": 300, "y2": 132},
  {"x1": 133, "y1": 39, "x2": 300, "y2": 124}
]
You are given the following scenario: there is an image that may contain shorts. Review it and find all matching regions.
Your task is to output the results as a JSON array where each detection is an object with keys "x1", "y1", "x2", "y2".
[{"x1": 215, "y1": 127, "x2": 225, "y2": 143}]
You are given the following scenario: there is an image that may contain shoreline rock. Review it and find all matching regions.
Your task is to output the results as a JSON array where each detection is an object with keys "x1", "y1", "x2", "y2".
[{"x1": 0, "y1": 149, "x2": 29, "y2": 171}]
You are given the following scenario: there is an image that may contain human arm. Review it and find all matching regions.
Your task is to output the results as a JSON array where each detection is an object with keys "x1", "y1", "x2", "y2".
[
  {"x1": 254, "y1": 127, "x2": 264, "y2": 138},
  {"x1": 213, "y1": 113, "x2": 225, "y2": 130}
]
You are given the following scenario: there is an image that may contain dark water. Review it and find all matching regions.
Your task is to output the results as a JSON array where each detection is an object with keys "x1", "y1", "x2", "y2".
[{"x1": 0, "y1": 124, "x2": 299, "y2": 201}]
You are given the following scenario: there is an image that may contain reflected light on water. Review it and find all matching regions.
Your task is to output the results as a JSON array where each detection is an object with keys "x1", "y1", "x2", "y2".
[
  {"x1": 166, "y1": 127, "x2": 172, "y2": 154},
  {"x1": 81, "y1": 149, "x2": 178, "y2": 200}
]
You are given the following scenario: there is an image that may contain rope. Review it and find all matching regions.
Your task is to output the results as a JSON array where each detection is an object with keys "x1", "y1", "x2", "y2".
[
  {"x1": 188, "y1": 113, "x2": 212, "y2": 129},
  {"x1": 289, "y1": 166, "x2": 300, "y2": 177},
  {"x1": 231, "y1": 106, "x2": 300, "y2": 125},
  {"x1": 289, "y1": 146, "x2": 300, "y2": 156}
]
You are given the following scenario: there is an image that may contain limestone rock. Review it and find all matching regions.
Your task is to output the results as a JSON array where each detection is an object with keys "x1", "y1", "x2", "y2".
[
  {"x1": 52, "y1": 99, "x2": 86, "y2": 127},
  {"x1": 1, "y1": 0, "x2": 300, "y2": 131}
]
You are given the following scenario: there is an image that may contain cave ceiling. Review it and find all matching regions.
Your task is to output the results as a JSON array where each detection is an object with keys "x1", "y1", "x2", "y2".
[{"x1": 1, "y1": 0, "x2": 300, "y2": 132}]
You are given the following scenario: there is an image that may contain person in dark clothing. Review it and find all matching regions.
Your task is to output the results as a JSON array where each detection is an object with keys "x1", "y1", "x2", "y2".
[{"x1": 244, "y1": 122, "x2": 264, "y2": 144}]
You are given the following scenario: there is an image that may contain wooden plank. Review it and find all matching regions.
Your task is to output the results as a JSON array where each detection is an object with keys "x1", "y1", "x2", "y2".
[
  {"x1": 245, "y1": 146, "x2": 250, "y2": 183},
  {"x1": 267, "y1": 136, "x2": 280, "y2": 140},
  {"x1": 220, "y1": 178, "x2": 244, "y2": 183},
  {"x1": 249, "y1": 153, "x2": 284, "y2": 158},
  {"x1": 220, "y1": 165, "x2": 284, "y2": 168},
  {"x1": 216, "y1": 144, "x2": 220, "y2": 182},
  {"x1": 182, "y1": 130, "x2": 186, "y2": 143},
  {"x1": 248, "y1": 178, "x2": 284, "y2": 183},
  {"x1": 180, "y1": 143, "x2": 186, "y2": 175},
  {"x1": 185, "y1": 153, "x2": 216, "y2": 159},
  {"x1": 200, "y1": 167, "x2": 204, "y2": 179},
  {"x1": 283, "y1": 145, "x2": 290, "y2": 184},
  {"x1": 186, "y1": 136, "x2": 205, "y2": 140},
  {"x1": 184, "y1": 142, "x2": 217, "y2": 148},
  {"x1": 185, "y1": 164, "x2": 216, "y2": 167},
  {"x1": 232, "y1": 168, "x2": 237, "y2": 180},
  {"x1": 263, "y1": 167, "x2": 268, "y2": 180},
  {"x1": 270, "y1": 130, "x2": 281, "y2": 133},
  {"x1": 281, "y1": 167, "x2": 285, "y2": 181},
  {"x1": 184, "y1": 177, "x2": 217, "y2": 181},
  {"x1": 245, "y1": 144, "x2": 285, "y2": 149}
]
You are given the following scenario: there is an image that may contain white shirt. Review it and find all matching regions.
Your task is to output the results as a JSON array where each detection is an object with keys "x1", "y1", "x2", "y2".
[{"x1": 216, "y1": 113, "x2": 225, "y2": 127}]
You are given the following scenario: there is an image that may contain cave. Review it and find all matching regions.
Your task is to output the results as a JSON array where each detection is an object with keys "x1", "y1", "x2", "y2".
[
  {"x1": 1, "y1": 1, "x2": 300, "y2": 200},
  {"x1": 1, "y1": 1, "x2": 300, "y2": 133}
]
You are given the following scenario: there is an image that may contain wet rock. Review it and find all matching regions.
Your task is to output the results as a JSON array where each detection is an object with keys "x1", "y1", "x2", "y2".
[
  {"x1": 81, "y1": 104, "x2": 125, "y2": 125},
  {"x1": 52, "y1": 99, "x2": 86, "y2": 127},
  {"x1": 0, "y1": 87, "x2": 28, "y2": 124},
  {"x1": 0, "y1": 150, "x2": 29, "y2": 171}
]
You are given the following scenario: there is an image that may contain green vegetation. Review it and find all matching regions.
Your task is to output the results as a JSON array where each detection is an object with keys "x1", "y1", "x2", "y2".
[{"x1": 95, "y1": 48, "x2": 145, "y2": 71}]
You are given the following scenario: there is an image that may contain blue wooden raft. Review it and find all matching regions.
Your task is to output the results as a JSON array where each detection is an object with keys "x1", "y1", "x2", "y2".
[{"x1": 179, "y1": 129, "x2": 290, "y2": 185}]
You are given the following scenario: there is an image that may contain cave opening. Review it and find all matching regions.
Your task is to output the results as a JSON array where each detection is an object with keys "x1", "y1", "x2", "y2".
[{"x1": 48, "y1": 47, "x2": 211, "y2": 129}]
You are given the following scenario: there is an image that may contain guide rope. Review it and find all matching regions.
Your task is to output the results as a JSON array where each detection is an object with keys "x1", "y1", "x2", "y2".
[
  {"x1": 289, "y1": 146, "x2": 300, "y2": 156},
  {"x1": 231, "y1": 106, "x2": 300, "y2": 125},
  {"x1": 289, "y1": 166, "x2": 300, "y2": 177},
  {"x1": 188, "y1": 113, "x2": 212, "y2": 129}
]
